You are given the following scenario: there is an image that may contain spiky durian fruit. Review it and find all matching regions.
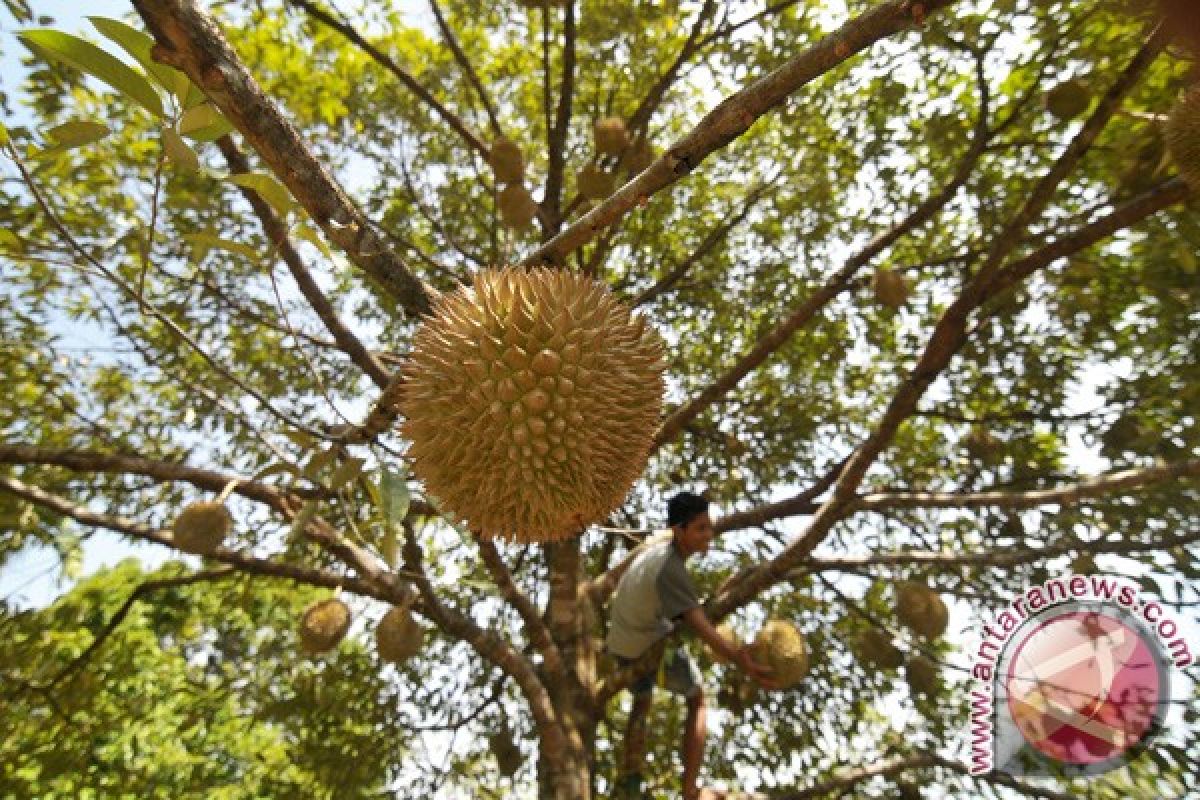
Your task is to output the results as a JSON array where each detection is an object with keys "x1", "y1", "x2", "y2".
[
  {"x1": 871, "y1": 268, "x2": 909, "y2": 309},
  {"x1": 905, "y1": 654, "x2": 938, "y2": 697},
  {"x1": 594, "y1": 117, "x2": 631, "y2": 156},
  {"x1": 852, "y1": 628, "x2": 903, "y2": 670},
  {"x1": 488, "y1": 137, "x2": 524, "y2": 185},
  {"x1": 963, "y1": 425, "x2": 1002, "y2": 462},
  {"x1": 172, "y1": 500, "x2": 231, "y2": 555},
  {"x1": 299, "y1": 597, "x2": 352, "y2": 654},
  {"x1": 499, "y1": 184, "x2": 539, "y2": 229},
  {"x1": 577, "y1": 164, "x2": 615, "y2": 200},
  {"x1": 749, "y1": 618, "x2": 809, "y2": 688},
  {"x1": 489, "y1": 732, "x2": 523, "y2": 777},
  {"x1": 895, "y1": 582, "x2": 949, "y2": 640},
  {"x1": 1044, "y1": 79, "x2": 1091, "y2": 120},
  {"x1": 376, "y1": 606, "x2": 423, "y2": 665},
  {"x1": 1165, "y1": 87, "x2": 1200, "y2": 191},
  {"x1": 399, "y1": 267, "x2": 665, "y2": 543}
]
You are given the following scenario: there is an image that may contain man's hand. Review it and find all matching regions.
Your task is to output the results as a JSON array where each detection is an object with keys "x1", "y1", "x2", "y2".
[{"x1": 735, "y1": 646, "x2": 782, "y2": 690}]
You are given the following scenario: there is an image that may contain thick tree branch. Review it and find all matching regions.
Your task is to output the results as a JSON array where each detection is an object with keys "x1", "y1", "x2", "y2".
[
  {"x1": 215, "y1": 136, "x2": 390, "y2": 388},
  {"x1": 132, "y1": 0, "x2": 432, "y2": 316},
  {"x1": 772, "y1": 752, "x2": 1080, "y2": 800},
  {"x1": 852, "y1": 457, "x2": 1200, "y2": 513},
  {"x1": 477, "y1": 538, "x2": 566, "y2": 676},
  {"x1": 0, "y1": 443, "x2": 322, "y2": 509},
  {"x1": 0, "y1": 474, "x2": 394, "y2": 602},
  {"x1": 400, "y1": 522, "x2": 573, "y2": 763},
  {"x1": 797, "y1": 527, "x2": 1200, "y2": 574},
  {"x1": 519, "y1": 0, "x2": 958, "y2": 267}
]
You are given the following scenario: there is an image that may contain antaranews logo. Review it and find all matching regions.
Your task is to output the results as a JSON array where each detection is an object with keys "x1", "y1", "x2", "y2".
[{"x1": 968, "y1": 571, "x2": 1192, "y2": 778}]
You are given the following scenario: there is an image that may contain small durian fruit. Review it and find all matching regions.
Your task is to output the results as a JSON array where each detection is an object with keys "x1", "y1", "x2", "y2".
[
  {"x1": 749, "y1": 618, "x2": 809, "y2": 688},
  {"x1": 398, "y1": 267, "x2": 665, "y2": 543},
  {"x1": 498, "y1": 184, "x2": 539, "y2": 229},
  {"x1": 488, "y1": 137, "x2": 524, "y2": 185},
  {"x1": 593, "y1": 116, "x2": 631, "y2": 156},
  {"x1": 871, "y1": 268, "x2": 910, "y2": 309},
  {"x1": 375, "y1": 606, "x2": 423, "y2": 665},
  {"x1": 963, "y1": 425, "x2": 1002, "y2": 462},
  {"x1": 172, "y1": 500, "x2": 231, "y2": 555},
  {"x1": 577, "y1": 163, "x2": 615, "y2": 200},
  {"x1": 897, "y1": 780, "x2": 923, "y2": 800},
  {"x1": 1165, "y1": 86, "x2": 1200, "y2": 191},
  {"x1": 489, "y1": 731, "x2": 523, "y2": 777},
  {"x1": 299, "y1": 597, "x2": 352, "y2": 654},
  {"x1": 1044, "y1": 79, "x2": 1091, "y2": 121},
  {"x1": 905, "y1": 654, "x2": 939, "y2": 697},
  {"x1": 895, "y1": 582, "x2": 949, "y2": 640},
  {"x1": 853, "y1": 628, "x2": 903, "y2": 670}
]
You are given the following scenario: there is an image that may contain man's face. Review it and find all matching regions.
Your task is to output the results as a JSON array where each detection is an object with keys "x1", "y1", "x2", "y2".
[{"x1": 675, "y1": 511, "x2": 714, "y2": 556}]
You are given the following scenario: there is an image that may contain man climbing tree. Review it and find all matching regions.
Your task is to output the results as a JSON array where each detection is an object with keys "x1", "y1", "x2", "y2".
[{"x1": 606, "y1": 492, "x2": 777, "y2": 800}]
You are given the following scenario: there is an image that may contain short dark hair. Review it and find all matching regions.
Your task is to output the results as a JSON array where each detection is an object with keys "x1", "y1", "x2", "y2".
[{"x1": 667, "y1": 491, "x2": 709, "y2": 528}]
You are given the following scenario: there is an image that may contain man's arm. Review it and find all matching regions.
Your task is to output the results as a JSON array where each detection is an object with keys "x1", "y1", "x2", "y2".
[{"x1": 680, "y1": 607, "x2": 779, "y2": 688}]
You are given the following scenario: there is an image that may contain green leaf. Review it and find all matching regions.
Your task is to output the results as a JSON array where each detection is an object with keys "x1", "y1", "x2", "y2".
[
  {"x1": 19, "y1": 29, "x2": 164, "y2": 118},
  {"x1": 178, "y1": 103, "x2": 218, "y2": 134},
  {"x1": 250, "y1": 461, "x2": 299, "y2": 482},
  {"x1": 182, "y1": 232, "x2": 258, "y2": 260},
  {"x1": 46, "y1": 119, "x2": 109, "y2": 148},
  {"x1": 288, "y1": 500, "x2": 318, "y2": 542},
  {"x1": 380, "y1": 526, "x2": 398, "y2": 569},
  {"x1": 302, "y1": 446, "x2": 337, "y2": 480},
  {"x1": 378, "y1": 468, "x2": 410, "y2": 524},
  {"x1": 228, "y1": 172, "x2": 295, "y2": 217},
  {"x1": 328, "y1": 456, "x2": 366, "y2": 491},
  {"x1": 161, "y1": 127, "x2": 199, "y2": 171},
  {"x1": 294, "y1": 222, "x2": 332, "y2": 260},
  {"x1": 87, "y1": 17, "x2": 181, "y2": 94}
]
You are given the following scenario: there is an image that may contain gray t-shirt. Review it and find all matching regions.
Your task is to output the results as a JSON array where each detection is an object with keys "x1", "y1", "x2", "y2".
[{"x1": 605, "y1": 532, "x2": 701, "y2": 659}]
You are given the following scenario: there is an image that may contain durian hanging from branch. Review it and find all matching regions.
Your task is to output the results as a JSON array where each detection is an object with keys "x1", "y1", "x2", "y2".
[{"x1": 399, "y1": 267, "x2": 666, "y2": 543}]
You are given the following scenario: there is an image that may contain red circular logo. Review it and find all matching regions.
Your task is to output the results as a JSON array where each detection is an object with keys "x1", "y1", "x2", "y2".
[{"x1": 1005, "y1": 609, "x2": 1163, "y2": 766}]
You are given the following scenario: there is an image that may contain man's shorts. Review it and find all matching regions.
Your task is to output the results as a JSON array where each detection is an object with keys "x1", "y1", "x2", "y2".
[{"x1": 614, "y1": 646, "x2": 702, "y2": 699}]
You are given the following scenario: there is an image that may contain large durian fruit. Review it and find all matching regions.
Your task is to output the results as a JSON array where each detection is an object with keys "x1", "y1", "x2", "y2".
[
  {"x1": 488, "y1": 137, "x2": 524, "y2": 185},
  {"x1": 1165, "y1": 86, "x2": 1200, "y2": 190},
  {"x1": 299, "y1": 597, "x2": 352, "y2": 654},
  {"x1": 905, "y1": 654, "x2": 939, "y2": 697},
  {"x1": 499, "y1": 184, "x2": 539, "y2": 229},
  {"x1": 172, "y1": 500, "x2": 231, "y2": 555},
  {"x1": 871, "y1": 267, "x2": 910, "y2": 309},
  {"x1": 749, "y1": 618, "x2": 809, "y2": 688},
  {"x1": 399, "y1": 267, "x2": 665, "y2": 543},
  {"x1": 376, "y1": 606, "x2": 423, "y2": 665},
  {"x1": 852, "y1": 627, "x2": 903, "y2": 670},
  {"x1": 895, "y1": 582, "x2": 949, "y2": 640},
  {"x1": 1044, "y1": 79, "x2": 1091, "y2": 120},
  {"x1": 594, "y1": 116, "x2": 631, "y2": 156}
]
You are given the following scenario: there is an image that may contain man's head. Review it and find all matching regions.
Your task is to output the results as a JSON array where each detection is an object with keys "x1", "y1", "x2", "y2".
[{"x1": 667, "y1": 491, "x2": 714, "y2": 558}]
